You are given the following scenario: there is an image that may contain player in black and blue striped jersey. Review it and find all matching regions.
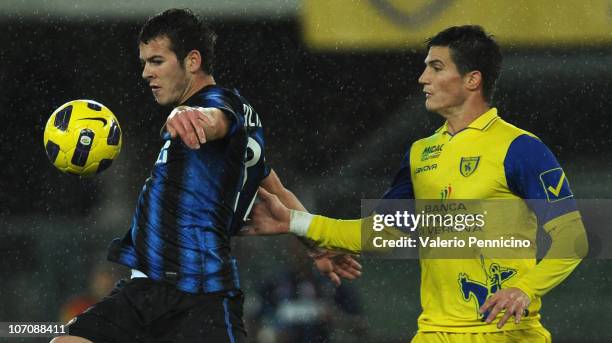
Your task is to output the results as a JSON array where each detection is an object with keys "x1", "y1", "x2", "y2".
[
  {"x1": 108, "y1": 85, "x2": 267, "y2": 294},
  {"x1": 55, "y1": 9, "x2": 360, "y2": 343}
]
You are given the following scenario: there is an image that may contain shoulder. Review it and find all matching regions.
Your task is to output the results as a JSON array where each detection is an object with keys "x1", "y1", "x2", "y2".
[
  {"x1": 491, "y1": 116, "x2": 538, "y2": 143},
  {"x1": 190, "y1": 86, "x2": 240, "y2": 107},
  {"x1": 503, "y1": 124, "x2": 565, "y2": 199},
  {"x1": 191, "y1": 86, "x2": 246, "y2": 120},
  {"x1": 506, "y1": 134, "x2": 555, "y2": 164},
  {"x1": 491, "y1": 115, "x2": 553, "y2": 158}
]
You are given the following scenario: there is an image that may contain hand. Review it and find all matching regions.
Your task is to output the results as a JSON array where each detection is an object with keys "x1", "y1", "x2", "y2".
[
  {"x1": 241, "y1": 187, "x2": 291, "y2": 235},
  {"x1": 479, "y1": 287, "x2": 530, "y2": 328},
  {"x1": 164, "y1": 106, "x2": 212, "y2": 149},
  {"x1": 312, "y1": 250, "x2": 362, "y2": 286}
]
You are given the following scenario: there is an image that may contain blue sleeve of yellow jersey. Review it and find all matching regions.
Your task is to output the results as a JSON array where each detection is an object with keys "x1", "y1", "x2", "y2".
[
  {"x1": 382, "y1": 150, "x2": 414, "y2": 199},
  {"x1": 504, "y1": 134, "x2": 577, "y2": 225}
]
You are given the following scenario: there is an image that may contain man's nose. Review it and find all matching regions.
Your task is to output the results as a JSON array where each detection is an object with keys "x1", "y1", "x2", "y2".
[
  {"x1": 142, "y1": 64, "x2": 152, "y2": 80},
  {"x1": 418, "y1": 70, "x2": 429, "y2": 84}
]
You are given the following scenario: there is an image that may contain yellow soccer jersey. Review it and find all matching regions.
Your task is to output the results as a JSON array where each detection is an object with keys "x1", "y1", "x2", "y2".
[
  {"x1": 301, "y1": 108, "x2": 583, "y2": 333},
  {"x1": 383, "y1": 108, "x2": 579, "y2": 332}
]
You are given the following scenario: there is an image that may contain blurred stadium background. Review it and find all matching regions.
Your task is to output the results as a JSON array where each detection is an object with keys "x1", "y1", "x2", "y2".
[{"x1": 0, "y1": 1, "x2": 611, "y2": 342}]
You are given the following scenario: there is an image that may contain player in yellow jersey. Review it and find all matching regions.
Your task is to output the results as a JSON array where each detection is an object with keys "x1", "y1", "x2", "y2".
[{"x1": 245, "y1": 26, "x2": 588, "y2": 342}]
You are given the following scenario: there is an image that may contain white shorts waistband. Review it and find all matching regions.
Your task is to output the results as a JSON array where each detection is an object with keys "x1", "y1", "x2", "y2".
[{"x1": 131, "y1": 269, "x2": 148, "y2": 279}]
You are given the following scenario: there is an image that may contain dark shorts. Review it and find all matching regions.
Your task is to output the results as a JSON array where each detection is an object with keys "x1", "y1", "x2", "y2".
[{"x1": 67, "y1": 278, "x2": 246, "y2": 343}]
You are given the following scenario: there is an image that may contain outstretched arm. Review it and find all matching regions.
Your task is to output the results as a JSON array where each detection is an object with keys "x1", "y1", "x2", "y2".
[
  {"x1": 258, "y1": 170, "x2": 362, "y2": 285},
  {"x1": 247, "y1": 187, "x2": 400, "y2": 254},
  {"x1": 164, "y1": 106, "x2": 230, "y2": 148},
  {"x1": 260, "y1": 169, "x2": 307, "y2": 212}
]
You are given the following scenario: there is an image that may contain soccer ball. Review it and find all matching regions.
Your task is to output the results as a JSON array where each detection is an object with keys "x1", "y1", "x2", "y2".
[{"x1": 43, "y1": 99, "x2": 122, "y2": 176}]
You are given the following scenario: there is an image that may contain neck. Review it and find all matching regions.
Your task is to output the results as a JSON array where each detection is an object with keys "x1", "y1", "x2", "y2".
[
  {"x1": 178, "y1": 74, "x2": 216, "y2": 105},
  {"x1": 441, "y1": 98, "x2": 490, "y2": 135}
]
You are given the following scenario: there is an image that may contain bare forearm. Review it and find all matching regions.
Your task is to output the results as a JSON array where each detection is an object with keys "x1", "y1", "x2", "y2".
[
  {"x1": 275, "y1": 187, "x2": 307, "y2": 212},
  {"x1": 269, "y1": 186, "x2": 324, "y2": 253}
]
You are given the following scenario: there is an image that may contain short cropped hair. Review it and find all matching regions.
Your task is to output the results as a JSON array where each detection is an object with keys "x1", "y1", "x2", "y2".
[
  {"x1": 426, "y1": 25, "x2": 502, "y2": 102},
  {"x1": 139, "y1": 8, "x2": 217, "y2": 74}
]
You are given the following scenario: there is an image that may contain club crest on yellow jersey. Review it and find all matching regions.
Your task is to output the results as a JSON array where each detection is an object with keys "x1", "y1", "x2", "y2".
[{"x1": 459, "y1": 156, "x2": 480, "y2": 177}]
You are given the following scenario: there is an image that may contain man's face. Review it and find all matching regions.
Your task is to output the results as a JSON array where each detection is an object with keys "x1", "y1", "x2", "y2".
[
  {"x1": 418, "y1": 46, "x2": 468, "y2": 114},
  {"x1": 139, "y1": 36, "x2": 190, "y2": 106}
]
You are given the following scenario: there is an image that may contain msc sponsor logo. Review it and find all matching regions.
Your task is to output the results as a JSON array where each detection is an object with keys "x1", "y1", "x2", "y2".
[
  {"x1": 421, "y1": 144, "x2": 444, "y2": 161},
  {"x1": 415, "y1": 164, "x2": 437, "y2": 174}
]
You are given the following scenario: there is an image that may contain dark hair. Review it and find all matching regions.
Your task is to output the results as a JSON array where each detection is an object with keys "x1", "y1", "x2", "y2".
[
  {"x1": 139, "y1": 8, "x2": 217, "y2": 74},
  {"x1": 426, "y1": 25, "x2": 502, "y2": 102}
]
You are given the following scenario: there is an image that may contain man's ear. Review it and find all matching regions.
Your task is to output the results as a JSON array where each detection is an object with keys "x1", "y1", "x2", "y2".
[
  {"x1": 185, "y1": 50, "x2": 202, "y2": 72},
  {"x1": 464, "y1": 70, "x2": 483, "y2": 92}
]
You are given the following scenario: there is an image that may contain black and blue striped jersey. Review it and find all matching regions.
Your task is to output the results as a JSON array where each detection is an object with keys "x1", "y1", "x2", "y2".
[{"x1": 108, "y1": 85, "x2": 269, "y2": 294}]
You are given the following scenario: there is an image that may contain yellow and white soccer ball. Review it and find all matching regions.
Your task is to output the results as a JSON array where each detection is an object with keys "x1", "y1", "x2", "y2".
[{"x1": 43, "y1": 99, "x2": 122, "y2": 176}]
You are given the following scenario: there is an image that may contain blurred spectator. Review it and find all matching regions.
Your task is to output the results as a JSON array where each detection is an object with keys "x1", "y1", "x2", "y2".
[
  {"x1": 248, "y1": 257, "x2": 367, "y2": 343},
  {"x1": 59, "y1": 263, "x2": 122, "y2": 322}
]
